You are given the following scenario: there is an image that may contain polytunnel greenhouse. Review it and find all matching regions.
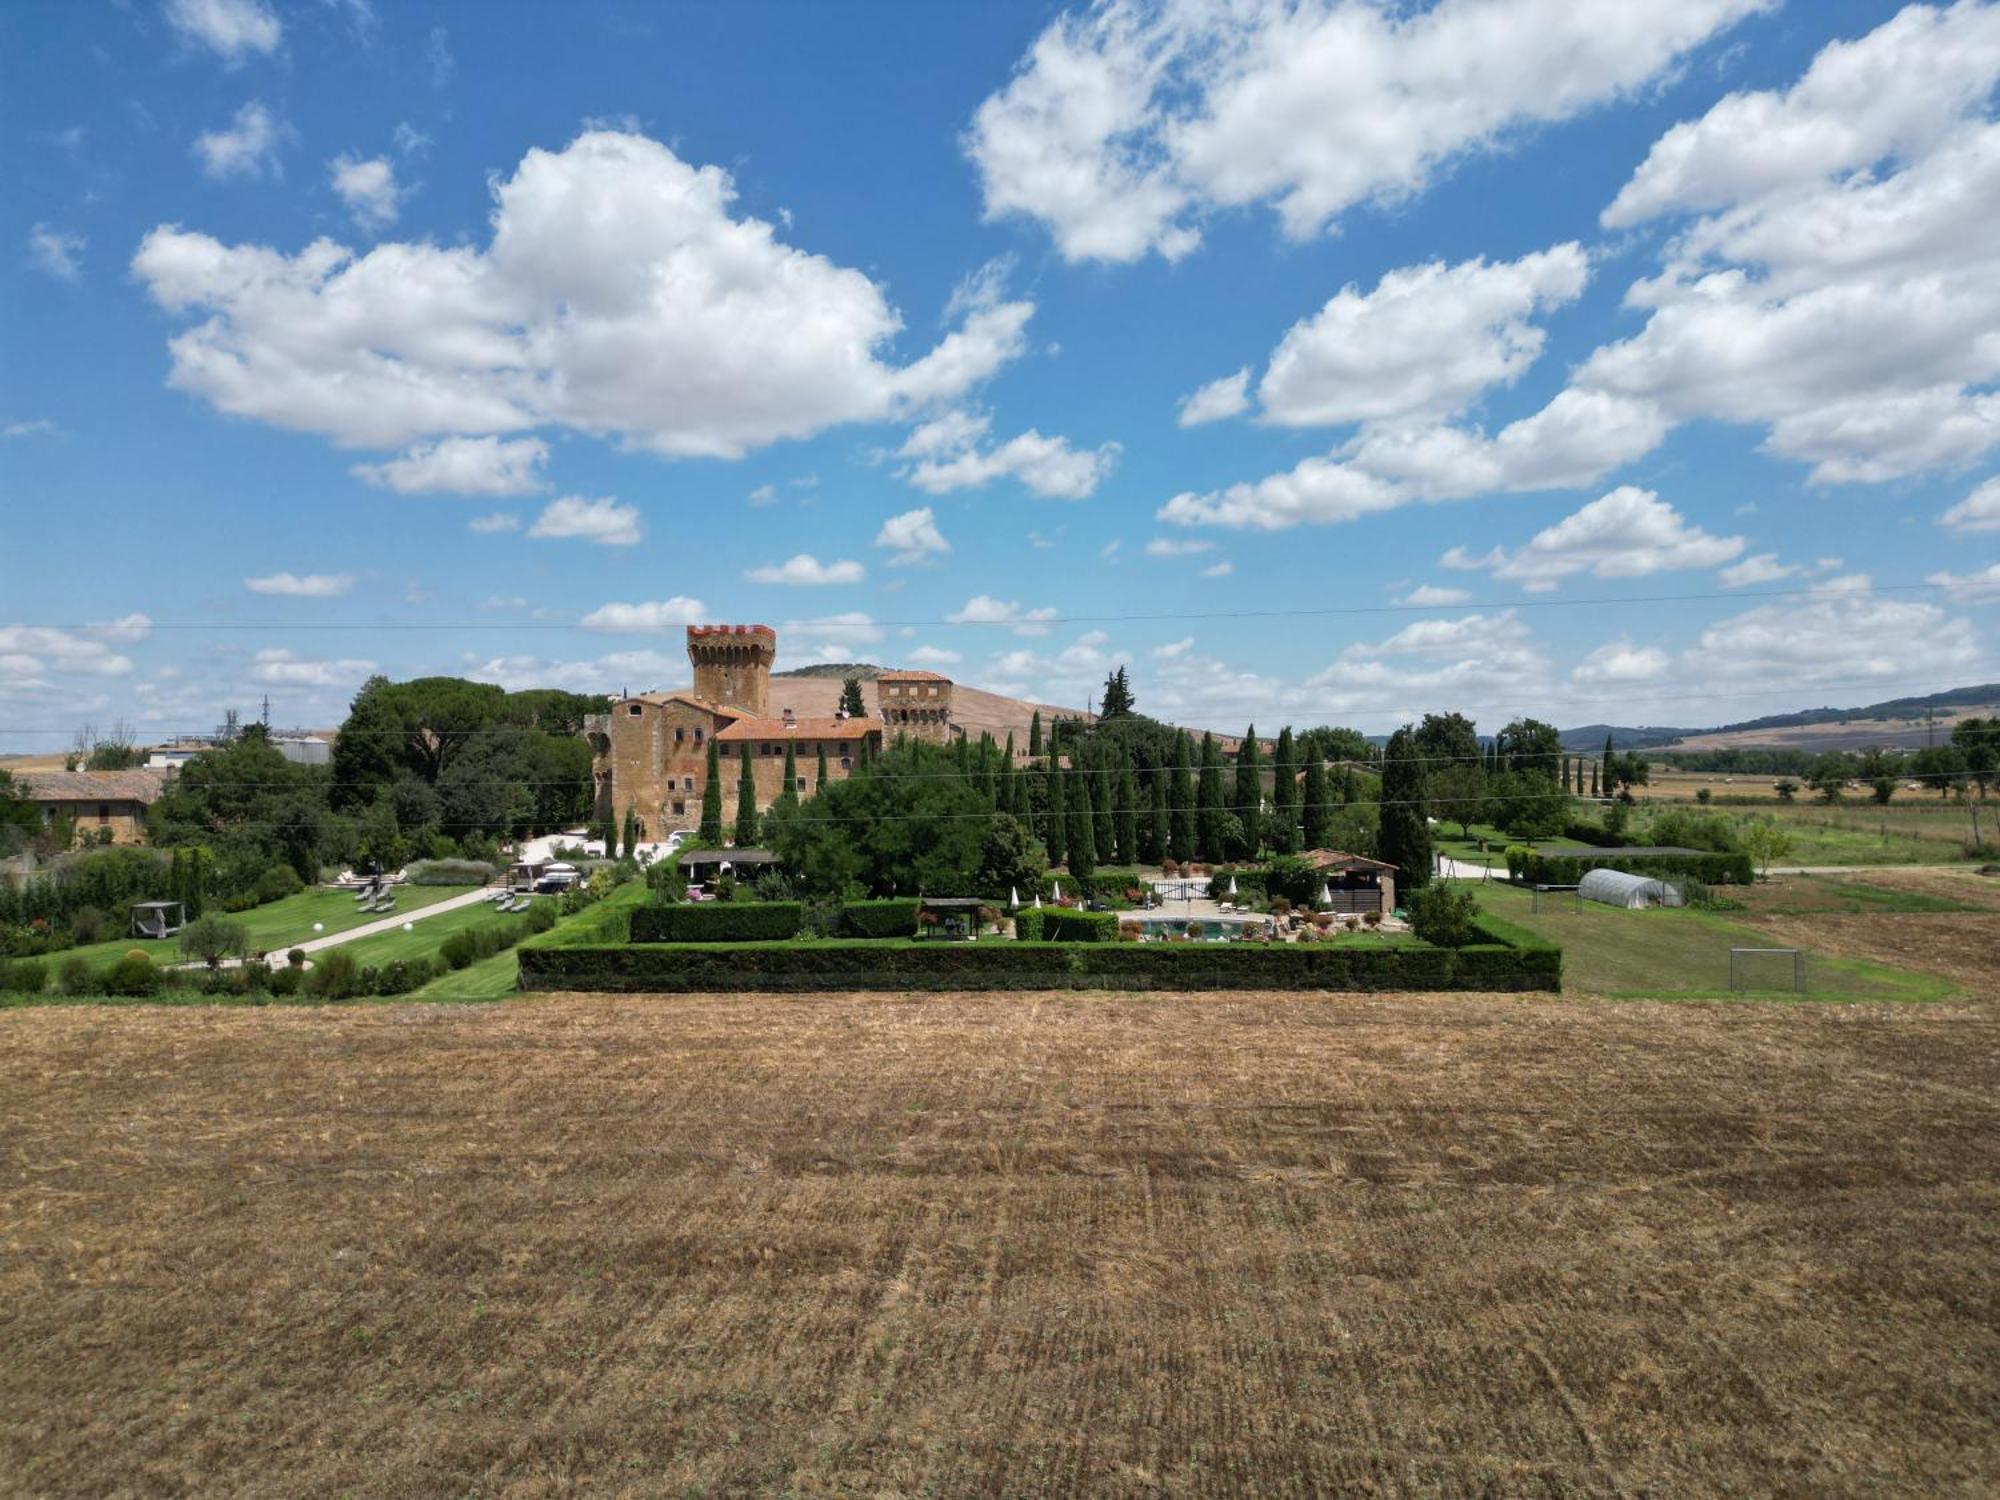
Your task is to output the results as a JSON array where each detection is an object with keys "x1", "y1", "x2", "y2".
[{"x1": 1578, "y1": 868, "x2": 1684, "y2": 910}]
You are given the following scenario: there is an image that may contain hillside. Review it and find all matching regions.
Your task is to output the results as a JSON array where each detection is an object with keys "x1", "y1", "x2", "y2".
[{"x1": 1560, "y1": 684, "x2": 2000, "y2": 755}]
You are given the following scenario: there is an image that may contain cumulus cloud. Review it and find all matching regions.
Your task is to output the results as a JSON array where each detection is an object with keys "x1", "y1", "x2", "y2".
[
  {"x1": 133, "y1": 130, "x2": 1033, "y2": 457},
  {"x1": 27, "y1": 224, "x2": 83, "y2": 281},
  {"x1": 580, "y1": 597, "x2": 707, "y2": 632},
  {"x1": 248, "y1": 648, "x2": 376, "y2": 687},
  {"x1": 1927, "y1": 562, "x2": 2000, "y2": 602},
  {"x1": 329, "y1": 154, "x2": 403, "y2": 229},
  {"x1": 873, "y1": 506, "x2": 951, "y2": 565},
  {"x1": 467, "y1": 512, "x2": 520, "y2": 534},
  {"x1": 1717, "y1": 552, "x2": 1800, "y2": 587},
  {"x1": 948, "y1": 594, "x2": 1060, "y2": 637},
  {"x1": 1941, "y1": 476, "x2": 2000, "y2": 532},
  {"x1": 1177, "y1": 367, "x2": 1250, "y2": 426},
  {"x1": 1200, "y1": 560, "x2": 1233, "y2": 577},
  {"x1": 1144, "y1": 537, "x2": 1214, "y2": 557},
  {"x1": 194, "y1": 100, "x2": 283, "y2": 180},
  {"x1": 898, "y1": 409, "x2": 1117, "y2": 499},
  {"x1": 0, "y1": 623, "x2": 140, "y2": 680},
  {"x1": 1440, "y1": 488, "x2": 1744, "y2": 591},
  {"x1": 1687, "y1": 575, "x2": 1982, "y2": 689},
  {"x1": 1398, "y1": 585, "x2": 1472, "y2": 607},
  {"x1": 352, "y1": 436, "x2": 549, "y2": 496},
  {"x1": 243, "y1": 571, "x2": 354, "y2": 597},
  {"x1": 968, "y1": 0, "x2": 1765, "y2": 262},
  {"x1": 781, "y1": 612, "x2": 884, "y2": 663},
  {"x1": 905, "y1": 645, "x2": 963, "y2": 665},
  {"x1": 527, "y1": 495, "x2": 641, "y2": 546},
  {"x1": 744, "y1": 554, "x2": 865, "y2": 586},
  {"x1": 1569, "y1": 639, "x2": 1671, "y2": 684},
  {"x1": 164, "y1": 0, "x2": 281, "y2": 62}
]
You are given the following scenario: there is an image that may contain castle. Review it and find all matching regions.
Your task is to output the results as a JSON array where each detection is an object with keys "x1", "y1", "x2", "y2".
[{"x1": 584, "y1": 624, "x2": 960, "y2": 836}]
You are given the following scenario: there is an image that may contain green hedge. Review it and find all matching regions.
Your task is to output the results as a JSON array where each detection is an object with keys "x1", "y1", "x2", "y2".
[
  {"x1": 518, "y1": 881, "x2": 645, "y2": 949},
  {"x1": 1012, "y1": 907, "x2": 1047, "y2": 942},
  {"x1": 1507, "y1": 848, "x2": 1753, "y2": 886},
  {"x1": 1042, "y1": 909, "x2": 1118, "y2": 943},
  {"x1": 518, "y1": 932, "x2": 1559, "y2": 993},
  {"x1": 835, "y1": 899, "x2": 921, "y2": 938},
  {"x1": 630, "y1": 902, "x2": 804, "y2": 942}
]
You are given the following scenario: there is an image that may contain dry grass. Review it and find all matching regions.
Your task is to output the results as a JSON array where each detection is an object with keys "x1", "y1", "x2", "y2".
[{"x1": 5, "y1": 991, "x2": 1999, "y2": 1498}]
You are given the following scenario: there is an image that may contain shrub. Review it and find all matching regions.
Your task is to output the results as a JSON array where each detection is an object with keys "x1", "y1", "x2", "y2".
[
  {"x1": 631, "y1": 902, "x2": 806, "y2": 943},
  {"x1": 1012, "y1": 907, "x2": 1047, "y2": 941},
  {"x1": 1262, "y1": 855, "x2": 1320, "y2": 908},
  {"x1": 286, "y1": 948, "x2": 306, "y2": 968},
  {"x1": 253, "y1": 863, "x2": 305, "y2": 903},
  {"x1": 179, "y1": 913, "x2": 250, "y2": 969},
  {"x1": 404, "y1": 859, "x2": 500, "y2": 886},
  {"x1": 103, "y1": 952, "x2": 160, "y2": 997},
  {"x1": 58, "y1": 955, "x2": 99, "y2": 996},
  {"x1": 834, "y1": 899, "x2": 921, "y2": 939},
  {"x1": 1043, "y1": 910, "x2": 1119, "y2": 943},
  {"x1": 440, "y1": 931, "x2": 478, "y2": 970},
  {"x1": 2, "y1": 958, "x2": 49, "y2": 995},
  {"x1": 306, "y1": 950, "x2": 361, "y2": 1000},
  {"x1": 69, "y1": 905, "x2": 113, "y2": 945},
  {"x1": 1407, "y1": 883, "x2": 1478, "y2": 947},
  {"x1": 269, "y1": 966, "x2": 303, "y2": 997}
]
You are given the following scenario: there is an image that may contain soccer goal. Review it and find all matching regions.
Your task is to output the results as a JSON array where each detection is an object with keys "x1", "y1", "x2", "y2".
[{"x1": 1729, "y1": 947, "x2": 1806, "y2": 994}]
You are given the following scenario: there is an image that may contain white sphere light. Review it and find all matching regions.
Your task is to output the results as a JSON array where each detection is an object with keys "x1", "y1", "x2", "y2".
[
  {"x1": 312, "y1": 922, "x2": 324, "y2": 933},
  {"x1": 402, "y1": 922, "x2": 413, "y2": 932}
]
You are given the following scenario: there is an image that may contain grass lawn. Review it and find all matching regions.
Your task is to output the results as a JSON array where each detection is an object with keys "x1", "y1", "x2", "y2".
[
  {"x1": 1458, "y1": 877, "x2": 1952, "y2": 1001},
  {"x1": 332, "y1": 897, "x2": 539, "y2": 970},
  {"x1": 409, "y1": 948, "x2": 523, "y2": 1001},
  {"x1": 51, "y1": 884, "x2": 485, "y2": 972}
]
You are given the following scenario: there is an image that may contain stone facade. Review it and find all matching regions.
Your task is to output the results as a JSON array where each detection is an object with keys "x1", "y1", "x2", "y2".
[
  {"x1": 687, "y1": 624, "x2": 775, "y2": 717},
  {"x1": 874, "y1": 670, "x2": 960, "y2": 745}
]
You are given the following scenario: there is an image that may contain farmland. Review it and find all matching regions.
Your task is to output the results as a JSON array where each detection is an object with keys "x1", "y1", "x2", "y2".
[{"x1": 4, "y1": 988, "x2": 1998, "y2": 1497}]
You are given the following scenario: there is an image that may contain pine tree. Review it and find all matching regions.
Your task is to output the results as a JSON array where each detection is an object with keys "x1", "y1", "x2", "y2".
[
  {"x1": 698, "y1": 738, "x2": 725, "y2": 842},
  {"x1": 1045, "y1": 756, "x2": 1067, "y2": 867},
  {"x1": 1169, "y1": 731, "x2": 1195, "y2": 861},
  {"x1": 1197, "y1": 732, "x2": 1227, "y2": 861},
  {"x1": 1270, "y1": 727, "x2": 1298, "y2": 853},
  {"x1": 1028, "y1": 711, "x2": 1043, "y2": 758},
  {"x1": 1146, "y1": 771, "x2": 1169, "y2": 864},
  {"x1": 1098, "y1": 666, "x2": 1135, "y2": 719},
  {"x1": 815, "y1": 743, "x2": 829, "y2": 794},
  {"x1": 1301, "y1": 752, "x2": 1330, "y2": 850},
  {"x1": 839, "y1": 678, "x2": 867, "y2": 718},
  {"x1": 1232, "y1": 726, "x2": 1261, "y2": 857},
  {"x1": 1067, "y1": 767, "x2": 1097, "y2": 877},
  {"x1": 733, "y1": 745, "x2": 760, "y2": 845},
  {"x1": 1115, "y1": 764, "x2": 1138, "y2": 866},
  {"x1": 1378, "y1": 725, "x2": 1433, "y2": 891}
]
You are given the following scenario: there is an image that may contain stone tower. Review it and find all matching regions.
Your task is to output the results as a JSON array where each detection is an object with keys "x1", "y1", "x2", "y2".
[{"x1": 686, "y1": 624, "x2": 775, "y2": 714}]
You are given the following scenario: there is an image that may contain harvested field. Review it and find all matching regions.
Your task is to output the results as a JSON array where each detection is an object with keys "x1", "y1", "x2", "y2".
[{"x1": 4, "y1": 992, "x2": 1999, "y2": 1497}]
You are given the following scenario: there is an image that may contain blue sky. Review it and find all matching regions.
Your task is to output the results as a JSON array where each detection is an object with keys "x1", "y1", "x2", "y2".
[{"x1": 2, "y1": 0, "x2": 1996, "y2": 751}]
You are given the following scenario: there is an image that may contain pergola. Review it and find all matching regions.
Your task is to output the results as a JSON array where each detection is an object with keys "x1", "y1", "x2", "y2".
[
  {"x1": 917, "y1": 896, "x2": 985, "y2": 940},
  {"x1": 677, "y1": 848, "x2": 780, "y2": 873},
  {"x1": 129, "y1": 900, "x2": 185, "y2": 939}
]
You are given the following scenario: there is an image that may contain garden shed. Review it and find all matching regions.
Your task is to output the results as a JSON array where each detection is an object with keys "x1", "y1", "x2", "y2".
[{"x1": 1579, "y1": 869, "x2": 1683, "y2": 910}]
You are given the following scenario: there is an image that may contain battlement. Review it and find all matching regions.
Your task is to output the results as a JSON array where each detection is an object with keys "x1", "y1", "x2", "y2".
[{"x1": 686, "y1": 623, "x2": 776, "y2": 715}]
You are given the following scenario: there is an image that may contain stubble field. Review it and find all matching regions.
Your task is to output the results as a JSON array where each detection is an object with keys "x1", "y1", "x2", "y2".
[{"x1": 4, "y1": 989, "x2": 1998, "y2": 1497}]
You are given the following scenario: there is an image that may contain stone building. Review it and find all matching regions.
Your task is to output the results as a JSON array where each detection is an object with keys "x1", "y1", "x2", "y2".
[
  {"x1": 14, "y1": 769, "x2": 169, "y2": 845},
  {"x1": 585, "y1": 624, "x2": 954, "y2": 836}
]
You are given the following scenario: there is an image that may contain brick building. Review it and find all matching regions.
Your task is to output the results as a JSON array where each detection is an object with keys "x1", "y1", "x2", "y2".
[{"x1": 585, "y1": 625, "x2": 961, "y2": 836}]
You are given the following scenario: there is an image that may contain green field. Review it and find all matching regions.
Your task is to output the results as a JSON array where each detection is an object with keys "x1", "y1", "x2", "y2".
[
  {"x1": 409, "y1": 948, "x2": 523, "y2": 1001},
  {"x1": 1455, "y1": 878, "x2": 1951, "y2": 1001},
  {"x1": 50, "y1": 884, "x2": 484, "y2": 971},
  {"x1": 331, "y1": 897, "x2": 534, "y2": 970}
]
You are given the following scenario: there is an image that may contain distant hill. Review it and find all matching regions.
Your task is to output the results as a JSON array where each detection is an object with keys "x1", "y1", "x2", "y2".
[
  {"x1": 773, "y1": 663, "x2": 882, "y2": 680},
  {"x1": 1560, "y1": 684, "x2": 2000, "y2": 755}
]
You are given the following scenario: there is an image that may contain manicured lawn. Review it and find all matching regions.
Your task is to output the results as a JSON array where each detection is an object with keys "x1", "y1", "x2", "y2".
[
  {"x1": 329, "y1": 897, "x2": 543, "y2": 970},
  {"x1": 1459, "y1": 878, "x2": 1950, "y2": 1001},
  {"x1": 409, "y1": 949, "x2": 523, "y2": 1001},
  {"x1": 52, "y1": 885, "x2": 484, "y2": 971}
]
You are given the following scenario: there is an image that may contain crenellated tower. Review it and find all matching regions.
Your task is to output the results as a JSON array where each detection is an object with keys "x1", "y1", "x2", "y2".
[{"x1": 686, "y1": 623, "x2": 775, "y2": 714}]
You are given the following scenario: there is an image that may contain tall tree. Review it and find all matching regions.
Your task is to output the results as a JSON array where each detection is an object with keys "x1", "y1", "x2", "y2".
[
  {"x1": 698, "y1": 738, "x2": 725, "y2": 843},
  {"x1": 1301, "y1": 752, "x2": 1330, "y2": 850},
  {"x1": 1115, "y1": 763, "x2": 1139, "y2": 866},
  {"x1": 1378, "y1": 726, "x2": 1433, "y2": 891},
  {"x1": 815, "y1": 743, "x2": 829, "y2": 793},
  {"x1": 1231, "y1": 726, "x2": 1262, "y2": 857},
  {"x1": 733, "y1": 745, "x2": 760, "y2": 845},
  {"x1": 1951, "y1": 716, "x2": 1997, "y2": 843},
  {"x1": 1144, "y1": 769, "x2": 1168, "y2": 864},
  {"x1": 1269, "y1": 727, "x2": 1298, "y2": 853},
  {"x1": 1092, "y1": 752, "x2": 1115, "y2": 863},
  {"x1": 621, "y1": 804, "x2": 639, "y2": 858},
  {"x1": 1196, "y1": 732, "x2": 1228, "y2": 862},
  {"x1": 1044, "y1": 756, "x2": 1067, "y2": 867},
  {"x1": 1098, "y1": 666, "x2": 1135, "y2": 719},
  {"x1": 1028, "y1": 710, "x2": 1044, "y2": 758},
  {"x1": 839, "y1": 678, "x2": 867, "y2": 718},
  {"x1": 1589, "y1": 760, "x2": 1601, "y2": 799},
  {"x1": 775, "y1": 739, "x2": 801, "y2": 819},
  {"x1": 1067, "y1": 767, "x2": 1097, "y2": 877},
  {"x1": 1169, "y1": 731, "x2": 1196, "y2": 861},
  {"x1": 1415, "y1": 712, "x2": 1486, "y2": 839}
]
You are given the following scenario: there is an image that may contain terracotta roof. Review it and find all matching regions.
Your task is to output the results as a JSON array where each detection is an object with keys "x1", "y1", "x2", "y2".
[
  {"x1": 17, "y1": 769, "x2": 170, "y2": 805},
  {"x1": 877, "y1": 669, "x2": 951, "y2": 683},
  {"x1": 1301, "y1": 848, "x2": 1398, "y2": 873},
  {"x1": 714, "y1": 715, "x2": 884, "y2": 743}
]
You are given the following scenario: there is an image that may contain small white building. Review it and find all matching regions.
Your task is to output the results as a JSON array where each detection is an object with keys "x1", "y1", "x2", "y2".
[{"x1": 1579, "y1": 868, "x2": 1684, "y2": 910}]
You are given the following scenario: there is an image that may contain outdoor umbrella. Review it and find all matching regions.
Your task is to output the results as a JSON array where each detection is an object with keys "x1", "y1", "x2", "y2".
[{"x1": 1009, "y1": 886, "x2": 1020, "y2": 909}]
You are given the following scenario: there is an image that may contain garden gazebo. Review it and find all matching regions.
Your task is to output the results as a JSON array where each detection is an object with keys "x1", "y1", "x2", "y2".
[{"x1": 129, "y1": 900, "x2": 185, "y2": 940}]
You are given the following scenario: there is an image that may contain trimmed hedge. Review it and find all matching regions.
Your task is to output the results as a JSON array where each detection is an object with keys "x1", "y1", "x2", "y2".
[
  {"x1": 519, "y1": 928, "x2": 1559, "y2": 994},
  {"x1": 1012, "y1": 907, "x2": 1046, "y2": 942},
  {"x1": 1042, "y1": 909, "x2": 1118, "y2": 943},
  {"x1": 835, "y1": 900, "x2": 921, "y2": 939},
  {"x1": 1508, "y1": 848, "x2": 1753, "y2": 886},
  {"x1": 630, "y1": 902, "x2": 805, "y2": 943},
  {"x1": 519, "y1": 881, "x2": 645, "y2": 949}
]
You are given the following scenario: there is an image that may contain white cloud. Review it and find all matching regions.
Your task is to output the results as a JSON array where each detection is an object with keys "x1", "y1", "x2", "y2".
[
  {"x1": 249, "y1": 648, "x2": 376, "y2": 687},
  {"x1": 968, "y1": 0, "x2": 1766, "y2": 263},
  {"x1": 1687, "y1": 574, "x2": 1982, "y2": 688},
  {"x1": 164, "y1": 0, "x2": 281, "y2": 62},
  {"x1": 746, "y1": 483, "x2": 778, "y2": 507},
  {"x1": 0, "y1": 624, "x2": 138, "y2": 679},
  {"x1": 1294, "y1": 609, "x2": 1556, "y2": 726},
  {"x1": 3, "y1": 418, "x2": 60, "y2": 439},
  {"x1": 92, "y1": 614, "x2": 154, "y2": 644},
  {"x1": 1717, "y1": 552, "x2": 1800, "y2": 587},
  {"x1": 1255, "y1": 244, "x2": 1589, "y2": 426},
  {"x1": 781, "y1": 612, "x2": 885, "y2": 664},
  {"x1": 194, "y1": 100, "x2": 283, "y2": 180},
  {"x1": 744, "y1": 554, "x2": 865, "y2": 586},
  {"x1": 28, "y1": 224, "x2": 84, "y2": 281},
  {"x1": 134, "y1": 130, "x2": 1032, "y2": 455},
  {"x1": 1398, "y1": 584, "x2": 1472, "y2": 607},
  {"x1": 873, "y1": 506, "x2": 951, "y2": 566},
  {"x1": 948, "y1": 594, "x2": 1060, "y2": 637},
  {"x1": 1152, "y1": 636, "x2": 1194, "y2": 659},
  {"x1": 906, "y1": 645, "x2": 963, "y2": 665},
  {"x1": 527, "y1": 495, "x2": 641, "y2": 546},
  {"x1": 899, "y1": 409, "x2": 1117, "y2": 499},
  {"x1": 580, "y1": 597, "x2": 707, "y2": 632},
  {"x1": 244, "y1": 571, "x2": 355, "y2": 598},
  {"x1": 1177, "y1": 367, "x2": 1250, "y2": 426},
  {"x1": 1927, "y1": 562, "x2": 2000, "y2": 603},
  {"x1": 1200, "y1": 560, "x2": 1233, "y2": 577},
  {"x1": 1941, "y1": 476, "x2": 2000, "y2": 532},
  {"x1": 1440, "y1": 488, "x2": 1744, "y2": 590},
  {"x1": 329, "y1": 154, "x2": 403, "y2": 230},
  {"x1": 352, "y1": 435, "x2": 549, "y2": 496},
  {"x1": 1144, "y1": 536, "x2": 1214, "y2": 557},
  {"x1": 467, "y1": 512, "x2": 520, "y2": 534},
  {"x1": 1569, "y1": 639, "x2": 1671, "y2": 684}
]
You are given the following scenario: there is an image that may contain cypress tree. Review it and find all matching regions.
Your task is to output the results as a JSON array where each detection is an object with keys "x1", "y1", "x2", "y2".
[
  {"x1": 1115, "y1": 764, "x2": 1139, "y2": 866},
  {"x1": 1232, "y1": 725, "x2": 1261, "y2": 857},
  {"x1": 698, "y1": 738, "x2": 724, "y2": 842},
  {"x1": 1590, "y1": 760, "x2": 1601, "y2": 799},
  {"x1": 1169, "y1": 731, "x2": 1195, "y2": 861},
  {"x1": 622, "y1": 804, "x2": 639, "y2": 857},
  {"x1": 815, "y1": 743, "x2": 829, "y2": 794},
  {"x1": 1197, "y1": 732, "x2": 1227, "y2": 862},
  {"x1": 733, "y1": 745, "x2": 759, "y2": 846},
  {"x1": 1146, "y1": 771, "x2": 1169, "y2": 864},
  {"x1": 776, "y1": 739, "x2": 800, "y2": 819},
  {"x1": 1271, "y1": 727, "x2": 1298, "y2": 852},
  {"x1": 1301, "y1": 752, "x2": 1330, "y2": 850},
  {"x1": 1028, "y1": 711, "x2": 1043, "y2": 758},
  {"x1": 1045, "y1": 756, "x2": 1067, "y2": 867},
  {"x1": 1092, "y1": 754, "x2": 1114, "y2": 865},
  {"x1": 1378, "y1": 725, "x2": 1433, "y2": 891},
  {"x1": 1067, "y1": 767, "x2": 1097, "y2": 878}
]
